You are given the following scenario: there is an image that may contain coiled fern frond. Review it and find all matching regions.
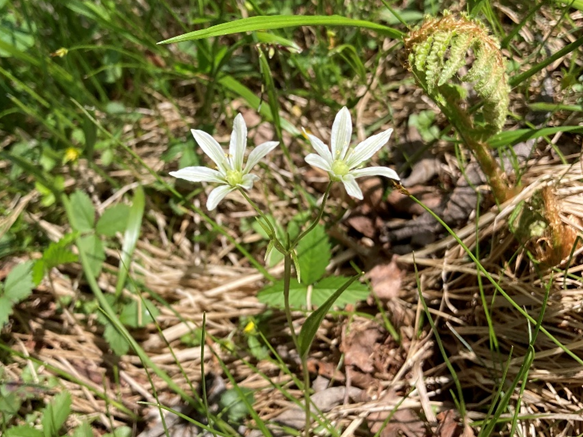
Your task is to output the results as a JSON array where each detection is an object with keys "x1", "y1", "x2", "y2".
[
  {"x1": 404, "y1": 12, "x2": 514, "y2": 202},
  {"x1": 404, "y1": 12, "x2": 509, "y2": 141}
]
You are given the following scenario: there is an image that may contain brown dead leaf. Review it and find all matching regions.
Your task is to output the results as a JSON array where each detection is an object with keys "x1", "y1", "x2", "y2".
[
  {"x1": 435, "y1": 410, "x2": 475, "y2": 437},
  {"x1": 368, "y1": 392, "x2": 426, "y2": 437},
  {"x1": 436, "y1": 410, "x2": 460, "y2": 437},
  {"x1": 346, "y1": 214, "x2": 377, "y2": 238},
  {"x1": 367, "y1": 259, "x2": 403, "y2": 300},
  {"x1": 342, "y1": 324, "x2": 383, "y2": 373},
  {"x1": 307, "y1": 358, "x2": 346, "y2": 382}
]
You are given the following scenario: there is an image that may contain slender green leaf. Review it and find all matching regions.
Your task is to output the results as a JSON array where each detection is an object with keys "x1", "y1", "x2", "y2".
[
  {"x1": 489, "y1": 126, "x2": 583, "y2": 148},
  {"x1": 159, "y1": 15, "x2": 403, "y2": 44},
  {"x1": 509, "y1": 36, "x2": 583, "y2": 87},
  {"x1": 527, "y1": 102, "x2": 583, "y2": 112},
  {"x1": 115, "y1": 186, "x2": 145, "y2": 296},
  {"x1": 218, "y1": 75, "x2": 300, "y2": 135},
  {"x1": 298, "y1": 273, "x2": 361, "y2": 358}
]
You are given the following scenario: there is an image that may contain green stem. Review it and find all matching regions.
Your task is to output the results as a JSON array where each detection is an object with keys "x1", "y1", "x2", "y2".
[
  {"x1": 239, "y1": 188, "x2": 286, "y2": 254},
  {"x1": 293, "y1": 182, "x2": 333, "y2": 247},
  {"x1": 283, "y1": 253, "x2": 311, "y2": 436}
]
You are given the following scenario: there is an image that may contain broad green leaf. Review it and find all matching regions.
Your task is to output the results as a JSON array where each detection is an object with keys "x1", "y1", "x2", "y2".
[
  {"x1": 43, "y1": 238, "x2": 78, "y2": 268},
  {"x1": 218, "y1": 388, "x2": 254, "y2": 423},
  {"x1": 32, "y1": 259, "x2": 45, "y2": 286},
  {"x1": 69, "y1": 190, "x2": 95, "y2": 232},
  {"x1": 5, "y1": 426, "x2": 43, "y2": 437},
  {"x1": 77, "y1": 235, "x2": 105, "y2": 277},
  {"x1": 311, "y1": 276, "x2": 369, "y2": 307},
  {"x1": 0, "y1": 296, "x2": 13, "y2": 325},
  {"x1": 489, "y1": 126, "x2": 583, "y2": 148},
  {"x1": 298, "y1": 274, "x2": 361, "y2": 359},
  {"x1": 4, "y1": 260, "x2": 34, "y2": 302},
  {"x1": 96, "y1": 204, "x2": 131, "y2": 236},
  {"x1": 103, "y1": 322, "x2": 130, "y2": 356},
  {"x1": 119, "y1": 299, "x2": 160, "y2": 328},
  {"x1": 297, "y1": 225, "x2": 330, "y2": 284},
  {"x1": 115, "y1": 187, "x2": 145, "y2": 296},
  {"x1": 158, "y1": 15, "x2": 403, "y2": 44},
  {"x1": 41, "y1": 391, "x2": 71, "y2": 437},
  {"x1": 0, "y1": 384, "x2": 22, "y2": 415},
  {"x1": 257, "y1": 278, "x2": 308, "y2": 309},
  {"x1": 72, "y1": 422, "x2": 93, "y2": 437},
  {"x1": 247, "y1": 335, "x2": 269, "y2": 360},
  {"x1": 103, "y1": 426, "x2": 132, "y2": 437},
  {"x1": 61, "y1": 196, "x2": 199, "y2": 411}
]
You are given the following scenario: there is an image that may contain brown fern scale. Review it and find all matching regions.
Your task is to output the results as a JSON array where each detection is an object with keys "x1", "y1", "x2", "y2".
[{"x1": 404, "y1": 12, "x2": 510, "y2": 141}]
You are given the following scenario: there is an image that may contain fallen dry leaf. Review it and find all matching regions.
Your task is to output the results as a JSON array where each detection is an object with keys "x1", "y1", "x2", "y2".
[
  {"x1": 368, "y1": 392, "x2": 426, "y2": 437},
  {"x1": 367, "y1": 259, "x2": 403, "y2": 300},
  {"x1": 342, "y1": 324, "x2": 383, "y2": 373}
]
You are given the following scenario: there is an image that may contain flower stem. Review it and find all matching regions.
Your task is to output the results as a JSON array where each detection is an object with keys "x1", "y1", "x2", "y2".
[
  {"x1": 283, "y1": 253, "x2": 311, "y2": 437},
  {"x1": 293, "y1": 182, "x2": 333, "y2": 247},
  {"x1": 238, "y1": 188, "x2": 286, "y2": 254}
]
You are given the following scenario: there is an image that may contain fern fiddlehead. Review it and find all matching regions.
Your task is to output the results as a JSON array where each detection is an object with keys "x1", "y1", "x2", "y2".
[{"x1": 404, "y1": 12, "x2": 514, "y2": 202}]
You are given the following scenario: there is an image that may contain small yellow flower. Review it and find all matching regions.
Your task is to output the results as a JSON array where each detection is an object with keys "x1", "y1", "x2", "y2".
[
  {"x1": 51, "y1": 48, "x2": 68, "y2": 58},
  {"x1": 244, "y1": 320, "x2": 257, "y2": 334},
  {"x1": 63, "y1": 147, "x2": 80, "y2": 164}
]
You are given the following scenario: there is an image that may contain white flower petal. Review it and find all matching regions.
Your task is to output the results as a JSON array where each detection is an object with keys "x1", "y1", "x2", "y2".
[
  {"x1": 191, "y1": 129, "x2": 228, "y2": 173},
  {"x1": 331, "y1": 107, "x2": 352, "y2": 160},
  {"x1": 346, "y1": 128, "x2": 393, "y2": 169},
  {"x1": 169, "y1": 166, "x2": 225, "y2": 184},
  {"x1": 305, "y1": 131, "x2": 332, "y2": 163},
  {"x1": 229, "y1": 114, "x2": 247, "y2": 171},
  {"x1": 351, "y1": 166, "x2": 400, "y2": 181},
  {"x1": 207, "y1": 185, "x2": 235, "y2": 210},
  {"x1": 340, "y1": 174, "x2": 363, "y2": 200},
  {"x1": 305, "y1": 153, "x2": 332, "y2": 172},
  {"x1": 244, "y1": 141, "x2": 279, "y2": 172},
  {"x1": 239, "y1": 173, "x2": 259, "y2": 190}
]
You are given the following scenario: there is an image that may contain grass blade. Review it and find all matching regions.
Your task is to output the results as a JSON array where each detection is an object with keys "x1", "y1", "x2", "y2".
[
  {"x1": 509, "y1": 35, "x2": 583, "y2": 87},
  {"x1": 488, "y1": 126, "x2": 583, "y2": 148},
  {"x1": 158, "y1": 15, "x2": 403, "y2": 44}
]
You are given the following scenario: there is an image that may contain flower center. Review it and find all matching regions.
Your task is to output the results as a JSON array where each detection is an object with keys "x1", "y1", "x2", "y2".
[
  {"x1": 226, "y1": 169, "x2": 244, "y2": 186},
  {"x1": 331, "y1": 159, "x2": 350, "y2": 177}
]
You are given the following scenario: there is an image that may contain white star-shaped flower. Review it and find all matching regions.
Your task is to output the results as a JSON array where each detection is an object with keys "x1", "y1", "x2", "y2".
[
  {"x1": 304, "y1": 107, "x2": 400, "y2": 200},
  {"x1": 170, "y1": 114, "x2": 279, "y2": 210}
]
